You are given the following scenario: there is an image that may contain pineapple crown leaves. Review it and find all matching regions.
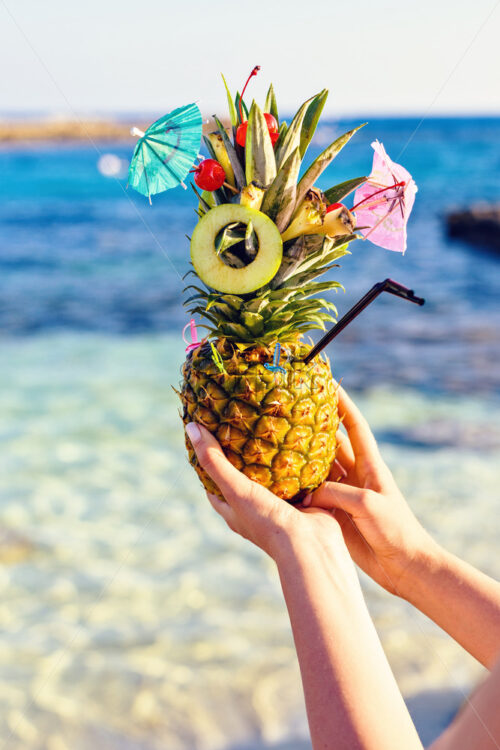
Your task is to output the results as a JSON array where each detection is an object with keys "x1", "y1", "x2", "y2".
[{"x1": 184, "y1": 76, "x2": 367, "y2": 344}]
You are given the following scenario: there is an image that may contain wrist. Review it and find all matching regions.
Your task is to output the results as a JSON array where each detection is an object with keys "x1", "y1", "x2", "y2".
[
  {"x1": 395, "y1": 536, "x2": 448, "y2": 603},
  {"x1": 273, "y1": 525, "x2": 360, "y2": 590}
]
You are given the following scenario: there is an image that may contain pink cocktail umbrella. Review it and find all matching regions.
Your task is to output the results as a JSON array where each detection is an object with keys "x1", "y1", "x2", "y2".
[{"x1": 351, "y1": 141, "x2": 417, "y2": 253}]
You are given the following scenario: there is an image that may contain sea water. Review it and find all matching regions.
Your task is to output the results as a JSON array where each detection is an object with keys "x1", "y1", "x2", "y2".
[{"x1": 1, "y1": 117, "x2": 500, "y2": 749}]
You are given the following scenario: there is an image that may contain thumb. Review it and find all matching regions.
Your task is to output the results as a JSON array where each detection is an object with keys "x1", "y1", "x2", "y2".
[
  {"x1": 185, "y1": 422, "x2": 253, "y2": 503},
  {"x1": 305, "y1": 481, "x2": 373, "y2": 518}
]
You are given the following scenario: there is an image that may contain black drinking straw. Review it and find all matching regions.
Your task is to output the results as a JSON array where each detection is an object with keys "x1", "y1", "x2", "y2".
[{"x1": 303, "y1": 278, "x2": 425, "y2": 365}]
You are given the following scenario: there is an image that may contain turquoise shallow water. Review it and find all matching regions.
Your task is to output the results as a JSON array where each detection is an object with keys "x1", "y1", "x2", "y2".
[{"x1": 1, "y1": 333, "x2": 499, "y2": 749}]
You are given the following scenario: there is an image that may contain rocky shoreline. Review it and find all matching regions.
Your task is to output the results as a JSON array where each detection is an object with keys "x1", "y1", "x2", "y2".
[
  {"x1": 446, "y1": 205, "x2": 500, "y2": 250},
  {"x1": 0, "y1": 119, "x2": 146, "y2": 143},
  {"x1": 0, "y1": 117, "x2": 220, "y2": 143}
]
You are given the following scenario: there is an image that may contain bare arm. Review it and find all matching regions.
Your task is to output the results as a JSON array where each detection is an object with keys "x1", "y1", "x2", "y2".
[
  {"x1": 400, "y1": 546, "x2": 500, "y2": 670},
  {"x1": 185, "y1": 422, "x2": 423, "y2": 750},
  {"x1": 276, "y1": 539, "x2": 423, "y2": 750},
  {"x1": 306, "y1": 387, "x2": 500, "y2": 668},
  {"x1": 429, "y1": 656, "x2": 500, "y2": 750}
]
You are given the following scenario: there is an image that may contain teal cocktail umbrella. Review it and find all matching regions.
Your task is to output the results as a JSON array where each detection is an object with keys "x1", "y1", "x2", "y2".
[{"x1": 128, "y1": 103, "x2": 202, "y2": 203}]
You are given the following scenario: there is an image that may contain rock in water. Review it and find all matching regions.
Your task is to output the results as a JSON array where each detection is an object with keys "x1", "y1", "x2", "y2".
[{"x1": 446, "y1": 205, "x2": 500, "y2": 249}]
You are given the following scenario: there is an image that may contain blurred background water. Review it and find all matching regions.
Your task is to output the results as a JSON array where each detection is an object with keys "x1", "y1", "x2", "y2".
[{"x1": 1, "y1": 117, "x2": 500, "y2": 750}]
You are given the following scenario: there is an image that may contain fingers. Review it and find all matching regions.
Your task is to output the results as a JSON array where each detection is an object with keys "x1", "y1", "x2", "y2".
[
  {"x1": 306, "y1": 480, "x2": 375, "y2": 518},
  {"x1": 330, "y1": 459, "x2": 348, "y2": 483},
  {"x1": 337, "y1": 386, "x2": 380, "y2": 464},
  {"x1": 333, "y1": 430, "x2": 355, "y2": 475},
  {"x1": 185, "y1": 422, "x2": 254, "y2": 503},
  {"x1": 206, "y1": 492, "x2": 238, "y2": 530}
]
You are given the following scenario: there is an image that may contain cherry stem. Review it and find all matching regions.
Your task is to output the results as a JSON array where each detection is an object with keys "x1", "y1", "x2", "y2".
[
  {"x1": 351, "y1": 180, "x2": 406, "y2": 212},
  {"x1": 238, "y1": 65, "x2": 260, "y2": 124}
]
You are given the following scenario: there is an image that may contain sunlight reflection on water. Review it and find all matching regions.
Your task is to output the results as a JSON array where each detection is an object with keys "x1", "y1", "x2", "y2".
[{"x1": 1, "y1": 334, "x2": 498, "y2": 749}]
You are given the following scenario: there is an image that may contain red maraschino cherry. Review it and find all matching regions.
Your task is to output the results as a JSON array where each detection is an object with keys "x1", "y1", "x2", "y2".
[
  {"x1": 236, "y1": 113, "x2": 279, "y2": 147},
  {"x1": 235, "y1": 66, "x2": 279, "y2": 148},
  {"x1": 264, "y1": 112, "x2": 278, "y2": 133},
  {"x1": 192, "y1": 159, "x2": 226, "y2": 191},
  {"x1": 236, "y1": 122, "x2": 248, "y2": 147},
  {"x1": 326, "y1": 202, "x2": 344, "y2": 213}
]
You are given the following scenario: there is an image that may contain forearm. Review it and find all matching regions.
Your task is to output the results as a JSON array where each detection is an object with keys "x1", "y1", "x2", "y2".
[
  {"x1": 400, "y1": 544, "x2": 500, "y2": 667},
  {"x1": 275, "y1": 536, "x2": 422, "y2": 750},
  {"x1": 429, "y1": 656, "x2": 500, "y2": 750}
]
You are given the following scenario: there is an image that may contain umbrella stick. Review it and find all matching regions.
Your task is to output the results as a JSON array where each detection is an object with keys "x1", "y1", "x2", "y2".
[
  {"x1": 302, "y1": 278, "x2": 425, "y2": 365},
  {"x1": 223, "y1": 182, "x2": 239, "y2": 194}
]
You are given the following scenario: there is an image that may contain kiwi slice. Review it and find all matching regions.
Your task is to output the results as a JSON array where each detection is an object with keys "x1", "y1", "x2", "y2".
[{"x1": 190, "y1": 204, "x2": 283, "y2": 294}]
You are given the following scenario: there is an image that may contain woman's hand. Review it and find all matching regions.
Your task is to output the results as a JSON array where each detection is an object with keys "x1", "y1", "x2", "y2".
[
  {"x1": 303, "y1": 386, "x2": 438, "y2": 597},
  {"x1": 184, "y1": 422, "x2": 353, "y2": 575},
  {"x1": 307, "y1": 386, "x2": 500, "y2": 667}
]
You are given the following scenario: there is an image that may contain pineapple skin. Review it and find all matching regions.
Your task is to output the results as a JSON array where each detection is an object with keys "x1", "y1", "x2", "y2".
[{"x1": 180, "y1": 338, "x2": 339, "y2": 503}]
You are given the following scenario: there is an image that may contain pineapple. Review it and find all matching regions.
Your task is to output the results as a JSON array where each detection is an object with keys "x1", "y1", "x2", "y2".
[
  {"x1": 178, "y1": 76, "x2": 365, "y2": 503},
  {"x1": 181, "y1": 339, "x2": 339, "y2": 502}
]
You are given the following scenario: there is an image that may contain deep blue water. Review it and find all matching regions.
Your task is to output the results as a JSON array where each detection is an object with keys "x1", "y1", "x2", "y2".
[{"x1": 1, "y1": 117, "x2": 500, "y2": 395}]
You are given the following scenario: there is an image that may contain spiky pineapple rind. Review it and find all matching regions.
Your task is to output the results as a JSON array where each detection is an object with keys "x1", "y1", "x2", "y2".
[{"x1": 180, "y1": 338, "x2": 339, "y2": 502}]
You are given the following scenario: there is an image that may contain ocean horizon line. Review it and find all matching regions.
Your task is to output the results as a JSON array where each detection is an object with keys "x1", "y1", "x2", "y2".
[{"x1": 1, "y1": 110, "x2": 499, "y2": 122}]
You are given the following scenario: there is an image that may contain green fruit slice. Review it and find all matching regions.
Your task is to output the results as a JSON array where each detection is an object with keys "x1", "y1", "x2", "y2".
[{"x1": 190, "y1": 204, "x2": 283, "y2": 294}]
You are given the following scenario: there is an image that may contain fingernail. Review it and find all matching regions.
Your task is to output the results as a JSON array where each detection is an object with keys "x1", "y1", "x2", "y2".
[
  {"x1": 186, "y1": 422, "x2": 201, "y2": 445},
  {"x1": 302, "y1": 492, "x2": 312, "y2": 507}
]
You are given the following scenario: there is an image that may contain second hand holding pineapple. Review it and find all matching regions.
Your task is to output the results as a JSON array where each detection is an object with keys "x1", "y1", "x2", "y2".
[
  {"x1": 303, "y1": 384, "x2": 438, "y2": 598},
  {"x1": 305, "y1": 386, "x2": 500, "y2": 669}
]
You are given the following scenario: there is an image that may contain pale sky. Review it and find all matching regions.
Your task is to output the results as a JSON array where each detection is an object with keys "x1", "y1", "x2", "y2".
[{"x1": 1, "y1": 0, "x2": 499, "y2": 117}]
